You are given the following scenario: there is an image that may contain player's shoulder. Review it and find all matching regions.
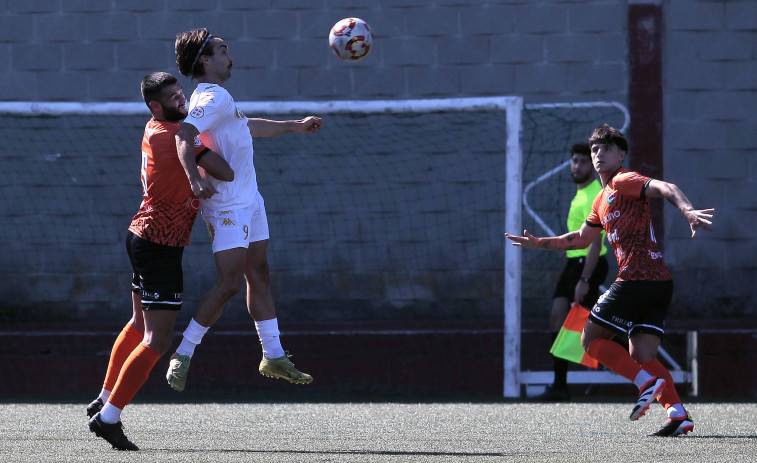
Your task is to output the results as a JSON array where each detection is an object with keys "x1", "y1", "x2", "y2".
[
  {"x1": 613, "y1": 168, "x2": 648, "y2": 184},
  {"x1": 195, "y1": 83, "x2": 230, "y2": 102},
  {"x1": 145, "y1": 118, "x2": 180, "y2": 138}
]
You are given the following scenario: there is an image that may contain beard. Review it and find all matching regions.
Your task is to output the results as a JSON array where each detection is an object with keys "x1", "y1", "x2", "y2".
[
  {"x1": 163, "y1": 105, "x2": 187, "y2": 123},
  {"x1": 571, "y1": 170, "x2": 593, "y2": 185}
]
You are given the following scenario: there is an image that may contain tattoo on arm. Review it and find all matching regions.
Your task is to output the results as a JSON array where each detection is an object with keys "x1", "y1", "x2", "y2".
[
  {"x1": 563, "y1": 232, "x2": 583, "y2": 250},
  {"x1": 666, "y1": 184, "x2": 694, "y2": 213},
  {"x1": 541, "y1": 231, "x2": 582, "y2": 250}
]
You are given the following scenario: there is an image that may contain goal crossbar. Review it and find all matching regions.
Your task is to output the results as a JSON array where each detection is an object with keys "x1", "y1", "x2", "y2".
[{"x1": 0, "y1": 97, "x2": 521, "y2": 116}]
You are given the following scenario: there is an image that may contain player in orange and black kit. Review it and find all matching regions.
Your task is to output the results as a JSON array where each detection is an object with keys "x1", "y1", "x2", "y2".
[
  {"x1": 85, "y1": 71, "x2": 233, "y2": 451},
  {"x1": 507, "y1": 124, "x2": 714, "y2": 437}
]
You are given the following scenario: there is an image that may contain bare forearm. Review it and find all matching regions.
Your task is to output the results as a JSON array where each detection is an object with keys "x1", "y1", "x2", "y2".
[
  {"x1": 661, "y1": 183, "x2": 695, "y2": 215},
  {"x1": 177, "y1": 137, "x2": 202, "y2": 182},
  {"x1": 175, "y1": 124, "x2": 217, "y2": 199},
  {"x1": 582, "y1": 235, "x2": 602, "y2": 278},
  {"x1": 247, "y1": 118, "x2": 297, "y2": 138},
  {"x1": 539, "y1": 231, "x2": 592, "y2": 250},
  {"x1": 175, "y1": 124, "x2": 202, "y2": 181}
]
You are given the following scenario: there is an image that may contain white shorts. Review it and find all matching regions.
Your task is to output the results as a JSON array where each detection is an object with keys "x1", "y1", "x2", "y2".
[{"x1": 201, "y1": 191, "x2": 269, "y2": 253}]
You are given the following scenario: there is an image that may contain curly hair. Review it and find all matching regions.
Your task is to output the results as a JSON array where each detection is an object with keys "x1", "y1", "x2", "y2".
[
  {"x1": 589, "y1": 124, "x2": 628, "y2": 153},
  {"x1": 175, "y1": 28, "x2": 212, "y2": 79}
]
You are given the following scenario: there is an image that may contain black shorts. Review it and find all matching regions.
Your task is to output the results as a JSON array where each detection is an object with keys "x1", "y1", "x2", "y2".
[
  {"x1": 125, "y1": 232, "x2": 184, "y2": 311},
  {"x1": 589, "y1": 280, "x2": 673, "y2": 338},
  {"x1": 552, "y1": 255, "x2": 609, "y2": 307}
]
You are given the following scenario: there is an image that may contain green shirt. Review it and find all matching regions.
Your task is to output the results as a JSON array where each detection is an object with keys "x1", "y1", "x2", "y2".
[{"x1": 566, "y1": 179, "x2": 607, "y2": 259}]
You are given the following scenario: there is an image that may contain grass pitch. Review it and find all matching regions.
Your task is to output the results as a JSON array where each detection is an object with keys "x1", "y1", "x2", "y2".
[{"x1": 1, "y1": 401, "x2": 755, "y2": 462}]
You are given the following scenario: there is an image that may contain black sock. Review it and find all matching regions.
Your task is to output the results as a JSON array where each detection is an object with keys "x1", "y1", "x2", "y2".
[{"x1": 551, "y1": 332, "x2": 568, "y2": 390}]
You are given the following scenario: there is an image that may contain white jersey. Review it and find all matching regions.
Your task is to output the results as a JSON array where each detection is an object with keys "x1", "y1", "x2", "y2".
[{"x1": 185, "y1": 83, "x2": 258, "y2": 211}]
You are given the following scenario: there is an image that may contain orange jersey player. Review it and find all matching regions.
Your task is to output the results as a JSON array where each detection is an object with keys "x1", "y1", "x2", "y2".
[
  {"x1": 507, "y1": 124, "x2": 714, "y2": 437},
  {"x1": 86, "y1": 71, "x2": 232, "y2": 451},
  {"x1": 129, "y1": 118, "x2": 211, "y2": 247},
  {"x1": 586, "y1": 168, "x2": 671, "y2": 282}
]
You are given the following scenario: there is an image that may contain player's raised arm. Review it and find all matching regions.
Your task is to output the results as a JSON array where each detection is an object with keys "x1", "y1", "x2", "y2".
[
  {"x1": 505, "y1": 222, "x2": 601, "y2": 251},
  {"x1": 645, "y1": 179, "x2": 715, "y2": 238},
  {"x1": 247, "y1": 116, "x2": 322, "y2": 138}
]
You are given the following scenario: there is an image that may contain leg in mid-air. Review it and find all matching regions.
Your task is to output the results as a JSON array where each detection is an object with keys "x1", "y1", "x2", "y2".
[
  {"x1": 168, "y1": 198, "x2": 313, "y2": 390},
  {"x1": 167, "y1": 247, "x2": 246, "y2": 391},
  {"x1": 246, "y1": 239, "x2": 312, "y2": 384}
]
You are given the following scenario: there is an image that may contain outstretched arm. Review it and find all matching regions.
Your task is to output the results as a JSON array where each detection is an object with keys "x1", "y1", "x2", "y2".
[
  {"x1": 505, "y1": 222, "x2": 601, "y2": 251},
  {"x1": 645, "y1": 180, "x2": 715, "y2": 238},
  {"x1": 247, "y1": 116, "x2": 322, "y2": 138}
]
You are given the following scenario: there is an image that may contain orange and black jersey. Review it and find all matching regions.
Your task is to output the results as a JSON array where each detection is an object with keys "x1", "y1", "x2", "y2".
[
  {"x1": 586, "y1": 168, "x2": 672, "y2": 282},
  {"x1": 128, "y1": 118, "x2": 206, "y2": 247}
]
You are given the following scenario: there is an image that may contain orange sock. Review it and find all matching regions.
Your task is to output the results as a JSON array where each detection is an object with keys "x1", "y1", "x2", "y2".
[
  {"x1": 642, "y1": 359, "x2": 682, "y2": 410},
  {"x1": 586, "y1": 338, "x2": 641, "y2": 382},
  {"x1": 108, "y1": 343, "x2": 161, "y2": 410},
  {"x1": 103, "y1": 323, "x2": 144, "y2": 391}
]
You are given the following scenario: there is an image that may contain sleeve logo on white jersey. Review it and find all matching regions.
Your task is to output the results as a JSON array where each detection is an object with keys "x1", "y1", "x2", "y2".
[
  {"x1": 190, "y1": 107, "x2": 205, "y2": 119},
  {"x1": 193, "y1": 136, "x2": 203, "y2": 147}
]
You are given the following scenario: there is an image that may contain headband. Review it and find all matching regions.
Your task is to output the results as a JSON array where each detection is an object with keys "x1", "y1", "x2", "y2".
[{"x1": 191, "y1": 34, "x2": 213, "y2": 72}]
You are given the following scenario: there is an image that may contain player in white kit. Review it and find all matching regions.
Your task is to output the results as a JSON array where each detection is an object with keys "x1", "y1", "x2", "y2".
[{"x1": 168, "y1": 28, "x2": 322, "y2": 391}]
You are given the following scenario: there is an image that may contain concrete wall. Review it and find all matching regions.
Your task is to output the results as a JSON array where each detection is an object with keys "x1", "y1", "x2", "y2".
[
  {"x1": 662, "y1": 0, "x2": 757, "y2": 318},
  {"x1": 0, "y1": 0, "x2": 754, "y2": 322}
]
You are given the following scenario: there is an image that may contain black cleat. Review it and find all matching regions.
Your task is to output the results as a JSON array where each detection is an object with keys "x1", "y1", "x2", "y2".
[
  {"x1": 630, "y1": 377, "x2": 665, "y2": 421},
  {"x1": 88, "y1": 412, "x2": 139, "y2": 451},
  {"x1": 86, "y1": 398, "x2": 103, "y2": 419},
  {"x1": 649, "y1": 412, "x2": 694, "y2": 437}
]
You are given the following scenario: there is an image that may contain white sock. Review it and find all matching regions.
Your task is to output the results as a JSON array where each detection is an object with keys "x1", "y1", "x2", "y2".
[
  {"x1": 97, "y1": 388, "x2": 111, "y2": 403},
  {"x1": 99, "y1": 402, "x2": 123, "y2": 424},
  {"x1": 633, "y1": 369, "x2": 655, "y2": 389},
  {"x1": 176, "y1": 318, "x2": 210, "y2": 357},
  {"x1": 667, "y1": 403, "x2": 686, "y2": 418},
  {"x1": 255, "y1": 318, "x2": 285, "y2": 359}
]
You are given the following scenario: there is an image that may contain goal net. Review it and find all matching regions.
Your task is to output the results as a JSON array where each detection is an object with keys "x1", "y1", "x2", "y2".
[
  {"x1": 520, "y1": 102, "x2": 629, "y2": 313},
  {"x1": 0, "y1": 98, "x2": 521, "y2": 327}
]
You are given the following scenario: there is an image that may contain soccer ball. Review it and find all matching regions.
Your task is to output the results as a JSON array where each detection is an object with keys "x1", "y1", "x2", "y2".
[{"x1": 328, "y1": 17, "x2": 373, "y2": 61}]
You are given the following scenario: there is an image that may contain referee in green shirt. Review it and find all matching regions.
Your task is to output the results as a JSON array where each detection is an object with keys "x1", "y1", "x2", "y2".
[{"x1": 537, "y1": 142, "x2": 609, "y2": 401}]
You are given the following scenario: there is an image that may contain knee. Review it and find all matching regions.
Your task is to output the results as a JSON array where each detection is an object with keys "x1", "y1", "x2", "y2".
[
  {"x1": 144, "y1": 332, "x2": 173, "y2": 355},
  {"x1": 216, "y1": 275, "x2": 244, "y2": 299},
  {"x1": 630, "y1": 350, "x2": 654, "y2": 364}
]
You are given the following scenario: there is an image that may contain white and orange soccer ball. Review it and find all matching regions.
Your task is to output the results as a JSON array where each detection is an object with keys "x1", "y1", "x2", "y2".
[{"x1": 328, "y1": 17, "x2": 373, "y2": 62}]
